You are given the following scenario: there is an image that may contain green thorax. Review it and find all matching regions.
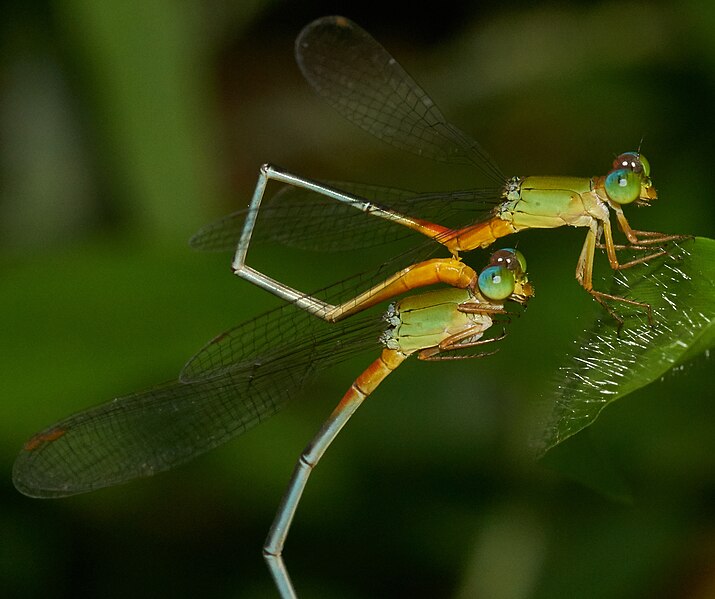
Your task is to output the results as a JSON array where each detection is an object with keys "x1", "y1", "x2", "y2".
[
  {"x1": 500, "y1": 175, "x2": 596, "y2": 229},
  {"x1": 381, "y1": 288, "x2": 490, "y2": 354}
]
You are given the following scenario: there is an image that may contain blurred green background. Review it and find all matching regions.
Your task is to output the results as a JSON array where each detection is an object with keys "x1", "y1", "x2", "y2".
[{"x1": 2, "y1": 1, "x2": 715, "y2": 597}]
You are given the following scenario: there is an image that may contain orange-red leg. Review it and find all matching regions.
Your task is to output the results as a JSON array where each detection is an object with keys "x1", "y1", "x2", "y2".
[
  {"x1": 418, "y1": 324, "x2": 507, "y2": 360},
  {"x1": 576, "y1": 223, "x2": 655, "y2": 327}
]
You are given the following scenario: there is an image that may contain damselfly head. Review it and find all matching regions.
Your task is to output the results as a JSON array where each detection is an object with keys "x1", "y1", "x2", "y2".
[
  {"x1": 478, "y1": 248, "x2": 533, "y2": 305},
  {"x1": 607, "y1": 151, "x2": 657, "y2": 206}
]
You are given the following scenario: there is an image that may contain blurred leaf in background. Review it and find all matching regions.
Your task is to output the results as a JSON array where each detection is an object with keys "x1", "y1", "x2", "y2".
[{"x1": 2, "y1": 1, "x2": 715, "y2": 598}]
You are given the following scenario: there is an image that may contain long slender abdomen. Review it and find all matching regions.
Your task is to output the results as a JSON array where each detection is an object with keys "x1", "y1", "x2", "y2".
[
  {"x1": 447, "y1": 217, "x2": 518, "y2": 252},
  {"x1": 329, "y1": 349, "x2": 408, "y2": 417}
]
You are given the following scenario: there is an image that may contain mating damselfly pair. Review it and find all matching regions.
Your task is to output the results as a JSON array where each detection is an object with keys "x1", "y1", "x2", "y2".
[{"x1": 13, "y1": 15, "x2": 685, "y2": 599}]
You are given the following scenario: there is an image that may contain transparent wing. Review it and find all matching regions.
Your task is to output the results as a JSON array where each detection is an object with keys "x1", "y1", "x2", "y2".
[
  {"x1": 295, "y1": 16, "x2": 505, "y2": 184},
  {"x1": 180, "y1": 240, "x2": 448, "y2": 383},
  {"x1": 190, "y1": 181, "x2": 502, "y2": 253},
  {"x1": 181, "y1": 237, "x2": 528, "y2": 385},
  {"x1": 13, "y1": 305, "x2": 382, "y2": 498}
]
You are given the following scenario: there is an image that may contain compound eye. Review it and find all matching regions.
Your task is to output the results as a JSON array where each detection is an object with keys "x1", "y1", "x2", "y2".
[
  {"x1": 478, "y1": 265, "x2": 515, "y2": 301},
  {"x1": 488, "y1": 248, "x2": 527, "y2": 275},
  {"x1": 605, "y1": 168, "x2": 641, "y2": 204},
  {"x1": 612, "y1": 151, "x2": 650, "y2": 177},
  {"x1": 637, "y1": 153, "x2": 650, "y2": 177}
]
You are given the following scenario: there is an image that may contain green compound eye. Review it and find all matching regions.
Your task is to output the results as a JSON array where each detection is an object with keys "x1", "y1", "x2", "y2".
[
  {"x1": 488, "y1": 248, "x2": 527, "y2": 275},
  {"x1": 605, "y1": 168, "x2": 642, "y2": 204},
  {"x1": 478, "y1": 265, "x2": 516, "y2": 301},
  {"x1": 613, "y1": 151, "x2": 650, "y2": 177},
  {"x1": 637, "y1": 153, "x2": 650, "y2": 177}
]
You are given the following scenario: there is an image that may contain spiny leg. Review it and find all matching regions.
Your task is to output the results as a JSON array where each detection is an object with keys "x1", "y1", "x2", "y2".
[
  {"x1": 576, "y1": 224, "x2": 654, "y2": 327},
  {"x1": 418, "y1": 324, "x2": 506, "y2": 361},
  {"x1": 599, "y1": 220, "x2": 659, "y2": 323},
  {"x1": 596, "y1": 242, "x2": 663, "y2": 251},
  {"x1": 595, "y1": 242, "x2": 668, "y2": 269},
  {"x1": 456, "y1": 304, "x2": 508, "y2": 315},
  {"x1": 612, "y1": 204, "x2": 691, "y2": 245},
  {"x1": 596, "y1": 213, "x2": 671, "y2": 267},
  {"x1": 589, "y1": 289, "x2": 655, "y2": 330},
  {"x1": 263, "y1": 349, "x2": 407, "y2": 598}
]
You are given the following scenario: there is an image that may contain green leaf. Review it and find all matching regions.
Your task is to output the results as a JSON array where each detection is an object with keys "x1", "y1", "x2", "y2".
[{"x1": 535, "y1": 237, "x2": 715, "y2": 457}]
